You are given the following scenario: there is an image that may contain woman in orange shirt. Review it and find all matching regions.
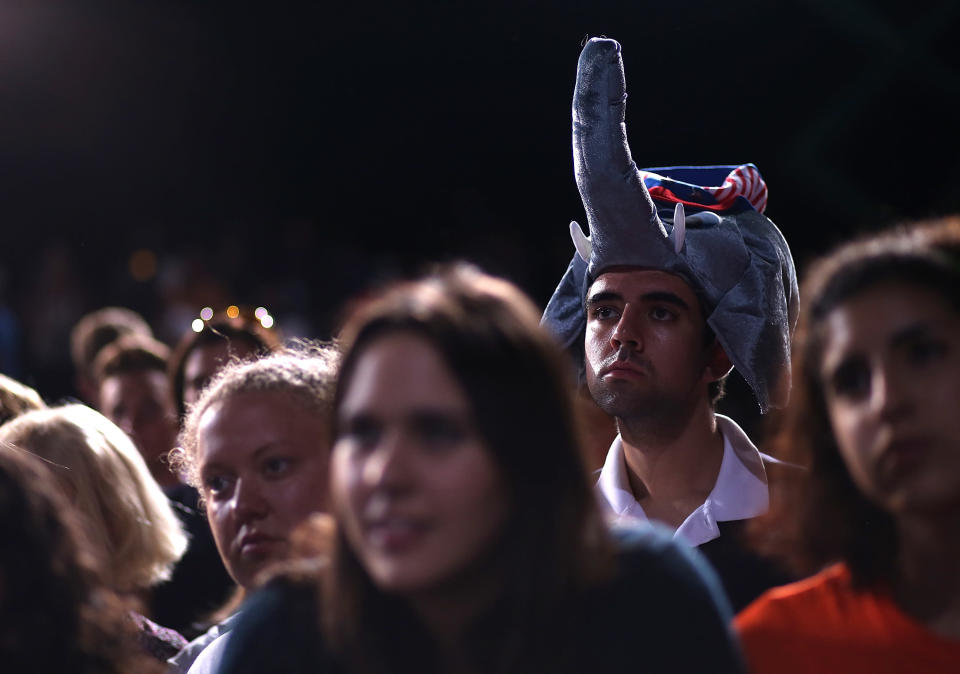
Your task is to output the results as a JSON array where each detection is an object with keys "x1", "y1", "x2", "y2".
[{"x1": 736, "y1": 218, "x2": 960, "y2": 674}]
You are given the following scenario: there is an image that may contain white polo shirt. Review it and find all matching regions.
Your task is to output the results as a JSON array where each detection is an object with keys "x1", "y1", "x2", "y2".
[{"x1": 596, "y1": 414, "x2": 769, "y2": 547}]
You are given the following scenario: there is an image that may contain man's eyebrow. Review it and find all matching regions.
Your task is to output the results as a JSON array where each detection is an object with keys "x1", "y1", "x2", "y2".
[
  {"x1": 641, "y1": 291, "x2": 690, "y2": 310},
  {"x1": 585, "y1": 290, "x2": 623, "y2": 307},
  {"x1": 586, "y1": 290, "x2": 690, "y2": 310}
]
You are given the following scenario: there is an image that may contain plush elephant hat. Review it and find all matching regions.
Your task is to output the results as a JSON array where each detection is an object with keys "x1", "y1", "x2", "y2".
[{"x1": 542, "y1": 37, "x2": 799, "y2": 413}]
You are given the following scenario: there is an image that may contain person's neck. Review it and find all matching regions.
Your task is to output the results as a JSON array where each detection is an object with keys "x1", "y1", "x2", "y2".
[
  {"x1": 407, "y1": 558, "x2": 504, "y2": 673},
  {"x1": 617, "y1": 399, "x2": 724, "y2": 529},
  {"x1": 892, "y1": 511, "x2": 960, "y2": 640}
]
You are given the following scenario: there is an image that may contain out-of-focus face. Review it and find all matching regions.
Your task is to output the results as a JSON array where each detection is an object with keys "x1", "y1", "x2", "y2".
[
  {"x1": 196, "y1": 390, "x2": 330, "y2": 588},
  {"x1": 183, "y1": 340, "x2": 259, "y2": 409},
  {"x1": 820, "y1": 282, "x2": 960, "y2": 517},
  {"x1": 584, "y1": 269, "x2": 714, "y2": 420},
  {"x1": 331, "y1": 332, "x2": 509, "y2": 597},
  {"x1": 99, "y1": 370, "x2": 179, "y2": 487}
]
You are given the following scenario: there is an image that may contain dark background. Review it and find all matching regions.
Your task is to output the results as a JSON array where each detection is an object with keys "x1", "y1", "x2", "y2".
[{"x1": 1, "y1": 0, "x2": 958, "y2": 423}]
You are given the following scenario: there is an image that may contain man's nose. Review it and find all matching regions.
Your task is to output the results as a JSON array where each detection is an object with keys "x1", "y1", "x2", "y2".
[{"x1": 611, "y1": 306, "x2": 642, "y2": 350}]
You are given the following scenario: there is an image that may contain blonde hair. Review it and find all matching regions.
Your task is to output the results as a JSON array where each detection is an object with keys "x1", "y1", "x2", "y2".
[
  {"x1": 0, "y1": 404, "x2": 187, "y2": 591},
  {"x1": 0, "y1": 373, "x2": 46, "y2": 426}
]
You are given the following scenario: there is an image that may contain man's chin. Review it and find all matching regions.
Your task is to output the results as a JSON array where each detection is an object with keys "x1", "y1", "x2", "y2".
[
  {"x1": 593, "y1": 388, "x2": 698, "y2": 427},
  {"x1": 592, "y1": 389, "x2": 659, "y2": 419}
]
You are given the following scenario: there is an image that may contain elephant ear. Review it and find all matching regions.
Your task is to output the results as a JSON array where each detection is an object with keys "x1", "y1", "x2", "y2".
[
  {"x1": 705, "y1": 210, "x2": 799, "y2": 412},
  {"x1": 541, "y1": 252, "x2": 589, "y2": 352}
]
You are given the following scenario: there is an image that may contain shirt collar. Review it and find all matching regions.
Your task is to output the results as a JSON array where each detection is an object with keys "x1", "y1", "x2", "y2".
[
  {"x1": 595, "y1": 414, "x2": 770, "y2": 544},
  {"x1": 596, "y1": 435, "x2": 649, "y2": 521},
  {"x1": 709, "y1": 414, "x2": 769, "y2": 520}
]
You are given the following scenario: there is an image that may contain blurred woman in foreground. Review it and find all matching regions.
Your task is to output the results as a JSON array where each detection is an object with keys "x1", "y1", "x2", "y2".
[
  {"x1": 203, "y1": 264, "x2": 743, "y2": 674},
  {"x1": 738, "y1": 219, "x2": 960, "y2": 672}
]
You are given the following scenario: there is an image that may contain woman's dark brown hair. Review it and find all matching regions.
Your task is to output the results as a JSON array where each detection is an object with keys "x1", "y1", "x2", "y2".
[
  {"x1": 753, "y1": 217, "x2": 960, "y2": 588},
  {"x1": 168, "y1": 308, "x2": 282, "y2": 420},
  {"x1": 323, "y1": 263, "x2": 613, "y2": 673}
]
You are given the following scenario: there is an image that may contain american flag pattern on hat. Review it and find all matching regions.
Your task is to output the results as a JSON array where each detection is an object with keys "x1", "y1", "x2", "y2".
[{"x1": 639, "y1": 163, "x2": 768, "y2": 214}]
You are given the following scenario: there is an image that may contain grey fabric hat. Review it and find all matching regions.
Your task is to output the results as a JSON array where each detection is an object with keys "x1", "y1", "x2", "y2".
[{"x1": 541, "y1": 37, "x2": 799, "y2": 413}]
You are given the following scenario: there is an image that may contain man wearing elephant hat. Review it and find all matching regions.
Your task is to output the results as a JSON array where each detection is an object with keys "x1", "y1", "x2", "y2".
[{"x1": 542, "y1": 37, "x2": 798, "y2": 610}]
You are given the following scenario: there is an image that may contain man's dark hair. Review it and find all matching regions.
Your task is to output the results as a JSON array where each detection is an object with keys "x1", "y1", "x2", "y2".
[
  {"x1": 93, "y1": 334, "x2": 170, "y2": 384},
  {"x1": 70, "y1": 308, "x2": 153, "y2": 379}
]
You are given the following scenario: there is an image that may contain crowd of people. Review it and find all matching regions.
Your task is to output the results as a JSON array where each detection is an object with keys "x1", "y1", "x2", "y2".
[{"x1": 1, "y1": 36, "x2": 958, "y2": 673}]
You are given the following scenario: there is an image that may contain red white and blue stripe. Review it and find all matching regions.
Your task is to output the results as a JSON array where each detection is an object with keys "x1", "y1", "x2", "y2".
[{"x1": 639, "y1": 163, "x2": 768, "y2": 214}]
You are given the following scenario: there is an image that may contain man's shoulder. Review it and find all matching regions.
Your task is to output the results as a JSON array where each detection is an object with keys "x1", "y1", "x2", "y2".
[
  {"x1": 758, "y1": 451, "x2": 805, "y2": 480},
  {"x1": 715, "y1": 414, "x2": 802, "y2": 474}
]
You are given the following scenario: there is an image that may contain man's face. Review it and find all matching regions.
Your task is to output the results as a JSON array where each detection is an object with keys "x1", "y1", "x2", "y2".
[
  {"x1": 99, "y1": 370, "x2": 179, "y2": 487},
  {"x1": 584, "y1": 269, "x2": 713, "y2": 424}
]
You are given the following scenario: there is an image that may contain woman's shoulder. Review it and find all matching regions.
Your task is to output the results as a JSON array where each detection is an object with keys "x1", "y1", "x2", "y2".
[
  {"x1": 212, "y1": 576, "x2": 337, "y2": 674},
  {"x1": 610, "y1": 523, "x2": 731, "y2": 608},
  {"x1": 130, "y1": 611, "x2": 188, "y2": 662},
  {"x1": 584, "y1": 524, "x2": 745, "y2": 674},
  {"x1": 735, "y1": 564, "x2": 877, "y2": 674},
  {"x1": 736, "y1": 563, "x2": 852, "y2": 634},
  {"x1": 737, "y1": 563, "x2": 960, "y2": 673}
]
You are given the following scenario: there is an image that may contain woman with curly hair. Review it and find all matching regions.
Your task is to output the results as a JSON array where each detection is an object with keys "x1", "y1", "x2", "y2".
[
  {"x1": 737, "y1": 218, "x2": 960, "y2": 673},
  {"x1": 168, "y1": 343, "x2": 339, "y2": 673}
]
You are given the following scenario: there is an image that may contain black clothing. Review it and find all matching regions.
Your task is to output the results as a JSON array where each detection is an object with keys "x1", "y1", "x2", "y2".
[{"x1": 214, "y1": 525, "x2": 745, "y2": 674}]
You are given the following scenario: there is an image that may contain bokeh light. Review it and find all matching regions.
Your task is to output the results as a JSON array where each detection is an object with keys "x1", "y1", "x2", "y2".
[{"x1": 128, "y1": 249, "x2": 157, "y2": 282}]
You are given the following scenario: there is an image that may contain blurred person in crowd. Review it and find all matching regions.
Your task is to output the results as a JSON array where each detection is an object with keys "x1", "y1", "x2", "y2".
[
  {"x1": 95, "y1": 333, "x2": 234, "y2": 638},
  {"x1": 166, "y1": 343, "x2": 338, "y2": 673},
  {"x1": 0, "y1": 372, "x2": 45, "y2": 425},
  {"x1": 0, "y1": 267, "x2": 24, "y2": 380},
  {"x1": 197, "y1": 264, "x2": 743, "y2": 674},
  {"x1": 0, "y1": 404, "x2": 189, "y2": 661},
  {"x1": 70, "y1": 306, "x2": 154, "y2": 407},
  {"x1": 94, "y1": 334, "x2": 179, "y2": 488},
  {"x1": 168, "y1": 306, "x2": 281, "y2": 422},
  {"x1": 541, "y1": 38, "x2": 798, "y2": 610},
  {"x1": 0, "y1": 444, "x2": 163, "y2": 672},
  {"x1": 737, "y1": 218, "x2": 960, "y2": 672}
]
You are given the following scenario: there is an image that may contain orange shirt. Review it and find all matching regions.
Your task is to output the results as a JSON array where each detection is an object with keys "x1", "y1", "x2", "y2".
[{"x1": 735, "y1": 564, "x2": 960, "y2": 674}]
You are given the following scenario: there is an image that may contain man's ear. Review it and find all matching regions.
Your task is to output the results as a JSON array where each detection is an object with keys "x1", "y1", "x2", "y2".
[{"x1": 703, "y1": 340, "x2": 733, "y2": 382}]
